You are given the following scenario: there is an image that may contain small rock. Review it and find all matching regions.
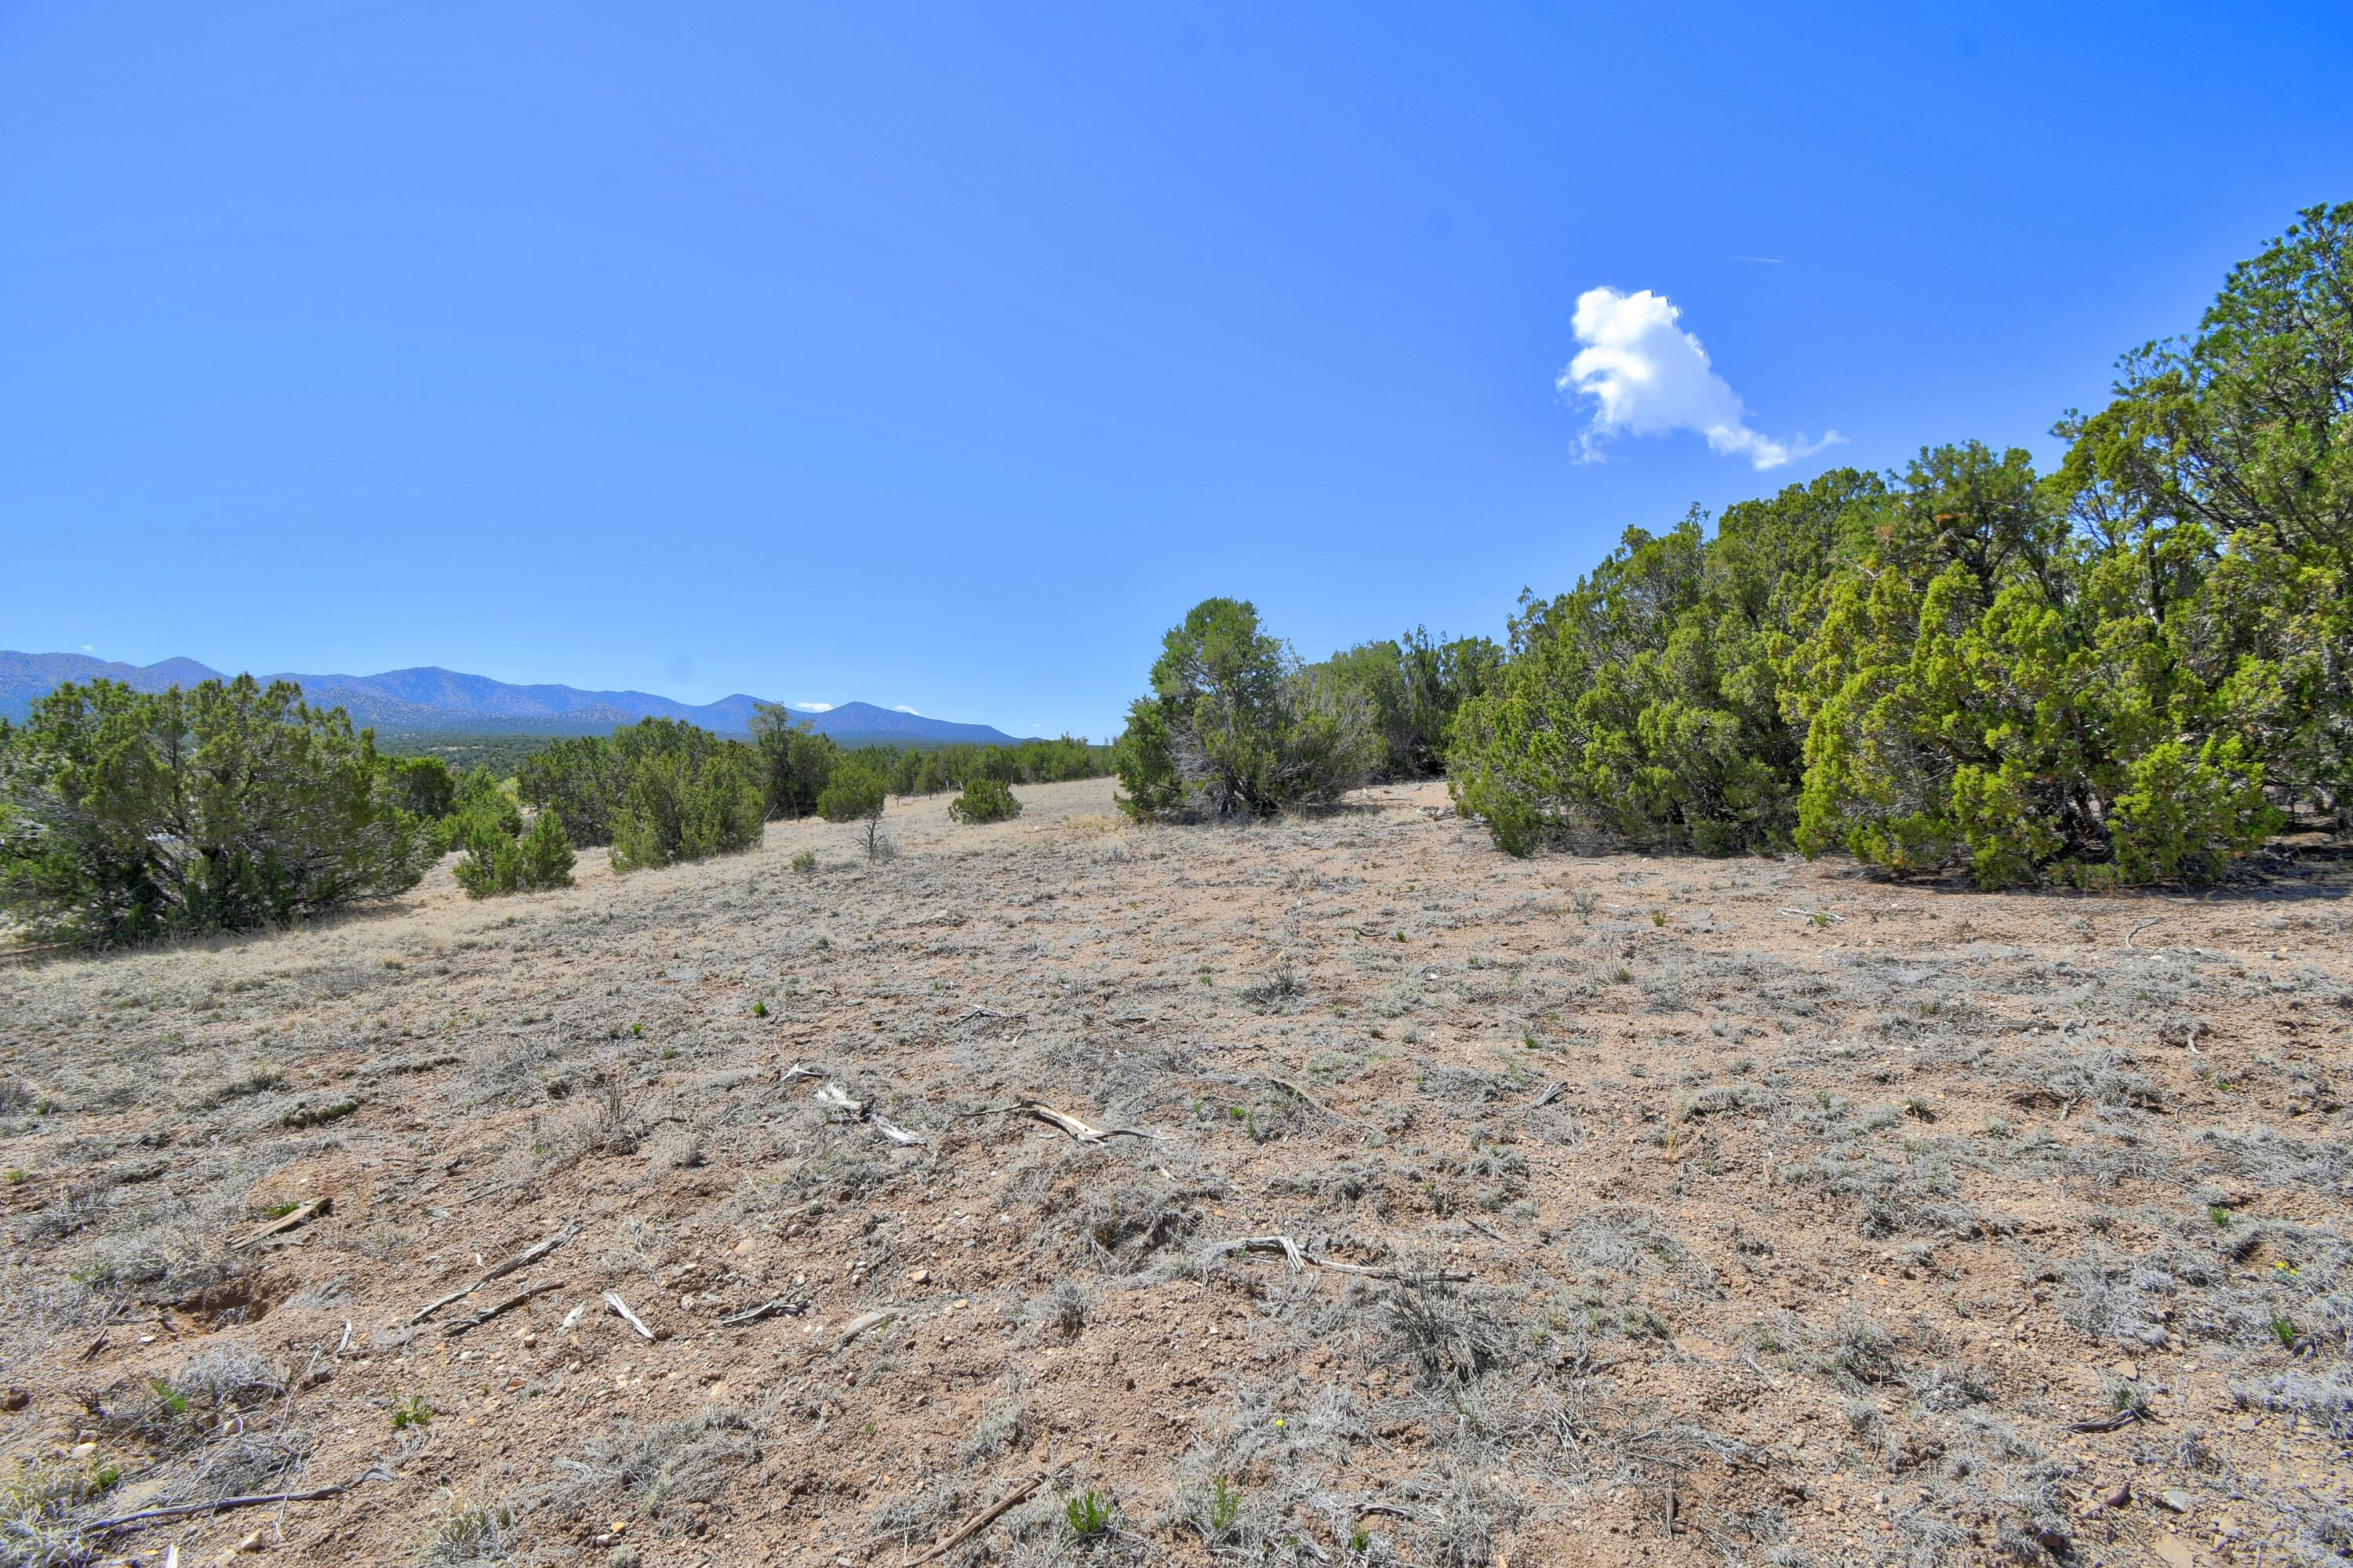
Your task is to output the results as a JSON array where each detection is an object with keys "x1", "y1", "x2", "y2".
[
  {"x1": 909, "y1": 1268, "x2": 931, "y2": 1285},
  {"x1": 2102, "y1": 1482, "x2": 2130, "y2": 1509},
  {"x1": 2158, "y1": 1490, "x2": 2192, "y2": 1515},
  {"x1": 0, "y1": 1389, "x2": 27, "y2": 1413},
  {"x1": 2153, "y1": 1534, "x2": 2195, "y2": 1568},
  {"x1": 2115, "y1": 1359, "x2": 2139, "y2": 1380}
]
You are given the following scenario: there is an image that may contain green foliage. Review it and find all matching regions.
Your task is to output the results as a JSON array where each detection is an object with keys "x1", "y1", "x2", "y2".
[
  {"x1": 816, "y1": 759, "x2": 887, "y2": 823},
  {"x1": 1207, "y1": 1476, "x2": 1244, "y2": 1534},
  {"x1": 1449, "y1": 205, "x2": 2348, "y2": 885},
  {"x1": 380, "y1": 754, "x2": 457, "y2": 820},
  {"x1": 750, "y1": 703, "x2": 839, "y2": 819},
  {"x1": 2055, "y1": 198, "x2": 2352, "y2": 831},
  {"x1": 453, "y1": 808, "x2": 576, "y2": 898},
  {"x1": 1114, "y1": 598, "x2": 1381, "y2": 820},
  {"x1": 435, "y1": 764, "x2": 521, "y2": 852},
  {"x1": 1452, "y1": 471, "x2": 1872, "y2": 854},
  {"x1": 838, "y1": 734, "x2": 1111, "y2": 799},
  {"x1": 1320, "y1": 628, "x2": 1503, "y2": 779},
  {"x1": 518, "y1": 718, "x2": 762, "y2": 867},
  {"x1": 371, "y1": 731, "x2": 557, "y2": 780},
  {"x1": 947, "y1": 776, "x2": 1024, "y2": 824},
  {"x1": 518, "y1": 720, "x2": 689, "y2": 848},
  {"x1": 609, "y1": 744, "x2": 765, "y2": 872},
  {"x1": 0, "y1": 675, "x2": 436, "y2": 948},
  {"x1": 1064, "y1": 1490, "x2": 1114, "y2": 1537}
]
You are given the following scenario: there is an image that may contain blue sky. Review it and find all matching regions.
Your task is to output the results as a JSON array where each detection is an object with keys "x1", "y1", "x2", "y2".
[{"x1": 4, "y1": 4, "x2": 2348, "y2": 739}]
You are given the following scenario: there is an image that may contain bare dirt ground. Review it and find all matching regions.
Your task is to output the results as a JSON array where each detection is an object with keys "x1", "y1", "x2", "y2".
[{"x1": 3, "y1": 777, "x2": 2349, "y2": 1568}]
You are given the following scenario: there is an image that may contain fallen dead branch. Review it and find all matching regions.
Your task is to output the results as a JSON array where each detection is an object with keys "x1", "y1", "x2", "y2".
[
  {"x1": 814, "y1": 1082, "x2": 866, "y2": 1116},
  {"x1": 445, "y1": 1279, "x2": 566, "y2": 1337},
  {"x1": 1017, "y1": 1097, "x2": 1153, "y2": 1144},
  {"x1": 407, "y1": 1221, "x2": 584, "y2": 1326},
  {"x1": 87, "y1": 1483, "x2": 348, "y2": 1533},
  {"x1": 1530, "y1": 1080, "x2": 1567, "y2": 1108},
  {"x1": 2126, "y1": 917, "x2": 2164, "y2": 950},
  {"x1": 901, "y1": 1471, "x2": 1046, "y2": 1566},
  {"x1": 1777, "y1": 908, "x2": 1844, "y2": 925},
  {"x1": 949, "y1": 1006, "x2": 1005, "y2": 1027},
  {"x1": 232, "y1": 1197, "x2": 329, "y2": 1251},
  {"x1": 480, "y1": 1220, "x2": 584, "y2": 1284},
  {"x1": 720, "y1": 1294, "x2": 809, "y2": 1327},
  {"x1": 1266, "y1": 1075, "x2": 1368, "y2": 1130},
  {"x1": 780, "y1": 1063, "x2": 823, "y2": 1085},
  {"x1": 806, "y1": 1079, "x2": 926, "y2": 1144},
  {"x1": 1213, "y1": 1236, "x2": 1470, "y2": 1282},
  {"x1": 835, "y1": 1309, "x2": 892, "y2": 1348},
  {"x1": 603, "y1": 1291, "x2": 656, "y2": 1341},
  {"x1": 2067, "y1": 1406, "x2": 2153, "y2": 1434}
]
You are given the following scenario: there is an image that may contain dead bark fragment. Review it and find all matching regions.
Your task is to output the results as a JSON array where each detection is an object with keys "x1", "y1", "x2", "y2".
[{"x1": 232, "y1": 1197, "x2": 329, "y2": 1251}]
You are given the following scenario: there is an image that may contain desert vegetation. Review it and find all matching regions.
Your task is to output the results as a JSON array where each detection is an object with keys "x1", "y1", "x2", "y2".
[
  {"x1": 0, "y1": 675, "x2": 438, "y2": 948},
  {"x1": 1107, "y1": 205, "x2": 2352, "y2": 889},
  {"x1": 1442, "y1": 203, "x2": 2351, "y2": 888},
  {"x1": 0, "y1": 204, "x2": 2347, "y2": 1568},
  {"x1": 0, "y1": 777, "x2": 2344, "y2": 1567}
]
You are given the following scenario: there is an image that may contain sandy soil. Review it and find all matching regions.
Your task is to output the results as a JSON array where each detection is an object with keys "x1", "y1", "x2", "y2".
[{"x1": 2, "y1": 778, "x2": 2348, "y2": 1568}]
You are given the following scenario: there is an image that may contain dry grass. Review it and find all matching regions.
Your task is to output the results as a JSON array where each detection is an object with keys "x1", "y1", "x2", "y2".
[{"x1": 1, "y1": 778, "x2": 2348, "y2": 1565}]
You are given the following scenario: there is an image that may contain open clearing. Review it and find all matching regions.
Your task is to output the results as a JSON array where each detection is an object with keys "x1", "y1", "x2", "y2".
[{"x1": 3, "y1": 777, "x2": 2349, "y2": 1566}]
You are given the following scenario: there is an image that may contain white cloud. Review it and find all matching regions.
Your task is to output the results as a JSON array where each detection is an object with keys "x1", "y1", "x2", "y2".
[
  {"x1": 1559, "y1": 286, "x2": 1837, "y2": 471},
  {"x1": 893, "y1": 705, "x2": 919, "y2": 715},
  {"x1": 80, "y1": 643, "x2": 95, "y2": 653},
  {"x1": 794, "y1": 702, "x2": 834, "y2": 712}
]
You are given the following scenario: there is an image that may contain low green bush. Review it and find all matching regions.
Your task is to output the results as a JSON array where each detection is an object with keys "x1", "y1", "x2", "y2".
[
  {"x1": 453, "y1": 809, "x2": 576, "y2": 898},
  {"x1": 947, "y1": 777, "x2": 1023, "y2": 824},
  {"x1": 0, "y1": 675, "x2": 435, "y2": 947}
]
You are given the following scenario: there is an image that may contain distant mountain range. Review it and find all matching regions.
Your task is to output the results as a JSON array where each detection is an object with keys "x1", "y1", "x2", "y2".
[{"x1": 0, "y1": 651, "x2": 1031, "y2": 746}]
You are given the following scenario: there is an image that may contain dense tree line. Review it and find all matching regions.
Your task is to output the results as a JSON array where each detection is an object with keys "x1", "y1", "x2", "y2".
[
  {"x1": 1111, "y1": 598, "x2": 1497, "y2": 820},
  {"x1": 1118, "y1": 204, "x2": 2348, "y2": 887},
  {"x1": 866, "y1": 733, "x2": 1110, "y2": 798},
  {"x1": 516, "y1": 719, "x2": 763, "y2": 867},
  {"x1": 1448, "y1": 204, "x2": 2348, "y2": 886},
  {"x1": 373, "y1": 731, "x2": 557, "y2": 780}
]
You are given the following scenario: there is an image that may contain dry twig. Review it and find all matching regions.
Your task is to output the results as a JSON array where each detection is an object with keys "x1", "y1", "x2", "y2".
[
  {"x1": 232, "y1": 1197, "x2": 329, "y2": 1251},
  {"x1": 1019, "y1": 1097, "x2": 1152, "y2": 1144},
  {"x1": 406, "y1": 1221, "x2": 584, "y2": 1325},
  {"x1": 88, "y1": 1483, "x2": 347, "y2": 1533},
  {"x1": 814, "y1": 1082, "x2": 866, "y2": 1116},
  {"x1": 720, "y1": 1294, "x2": 809, "y2": 1327},
  {"x1": 445, "y1": 1279, "x2": 566, "y2": 1337},
  {"x1": 835, "y1": 1309, "x2": 892, "y2": 1348},
  {"x1": 901, "y1": 1472, "x2": 1046, "y2": 1566},
  {"x1": 603, "y1": 1291, "x2": 656, "y2": 1341},
  {"x1": 1266, "y1": 1075, "x2": 1369, "y2": 1130},
  {"x1": 1215, "y1": 1235, "x2": 1470, "y2": 1282}
]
